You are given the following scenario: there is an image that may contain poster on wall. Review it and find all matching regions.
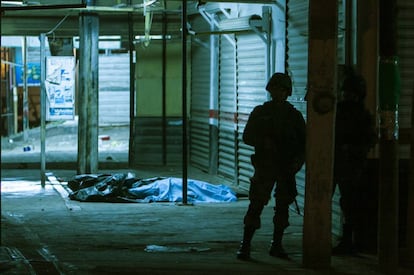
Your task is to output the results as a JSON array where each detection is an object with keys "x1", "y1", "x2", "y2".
[
  {"x1": 45, "y1": 56, "x2": 75, "y2": 121},
  {"x1": 16, "y1": 63, "x2": 41, "y2": 86}
]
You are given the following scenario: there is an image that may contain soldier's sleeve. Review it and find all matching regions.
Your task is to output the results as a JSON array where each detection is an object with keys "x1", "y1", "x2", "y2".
[
  {"x1": 243, "y1": 106, "x2": 262, "y2": 146},
  {"x1": 291, "y1": 110, "x2": 306, "y2": 173},
  {"x1": 290, "y1": 109, "x2": 305, "y2": 147}
]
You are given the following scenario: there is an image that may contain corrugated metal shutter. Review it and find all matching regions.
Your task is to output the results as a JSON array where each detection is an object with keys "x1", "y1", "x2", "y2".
[
  {"x1": 99, "y1": 53, "x2": 130, "y2": 126},
  {"x1": 236, "y1": 33, "x2": 268, "y2": 191},
  {"x1": 337, "y1": 0, "x2": 345, "y2": 65},
  {"x1": 286, "y1": 0, "x2": 308, "y2": 213},
  {"x1": 190, "y1": 16, "x2": 211, "y2": 171},
  {"x1": 398, "y1": 0, "x2": 414, "y2": 159},
  {"x1": 334, "y1": 0, "x2": 346, "y2": 236},
  {"x1": 133, "y1": 116, "x2": 182, "y2": 165},
  {"x1": 218, "y1": 34, "x2": 237, "y2": 181}
]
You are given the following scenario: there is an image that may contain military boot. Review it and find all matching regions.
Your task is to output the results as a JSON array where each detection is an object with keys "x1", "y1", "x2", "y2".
[
  {"x1": 236, "y1": 227, "x2": 255, "y2": 260},
  {"x1": 236, "y1": 241, "x2": 251, "y2": 260},
  {"x1": 332, "y1": 223, "x2": 356, "y2": 255},
  {"x1": 269, "y1": 228, "x2": 288, "y2": 259}
]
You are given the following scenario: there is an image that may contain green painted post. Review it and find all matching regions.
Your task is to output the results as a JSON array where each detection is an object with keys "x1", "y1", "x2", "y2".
[{"x1": 378, "y1": 56, "x2": 401, "y2": 274}]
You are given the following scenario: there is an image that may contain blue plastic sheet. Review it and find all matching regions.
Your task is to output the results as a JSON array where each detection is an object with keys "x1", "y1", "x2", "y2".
[
  {"x1": 67, "y1": 174, "x2": 237, "y2": 203},
  {"x1": 128, "y1": 177, "x2": 237, "y2": 203}
]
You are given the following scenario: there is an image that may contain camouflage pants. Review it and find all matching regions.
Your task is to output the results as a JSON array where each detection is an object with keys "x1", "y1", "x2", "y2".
[
  {"x1": 333, "y1": 158, "x2": 366, "y2": 228},
  {"x1": 243, "y1": 165, "x2": 297, "y2": 231}
]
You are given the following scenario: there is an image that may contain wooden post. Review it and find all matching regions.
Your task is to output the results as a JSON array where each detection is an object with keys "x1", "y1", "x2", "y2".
[
  {"x1": 78, "y1": 11, "x2": 99, "y2": 174},
  {"x1": 303, "y1": 0, "x2": 338, "y2": 269}
]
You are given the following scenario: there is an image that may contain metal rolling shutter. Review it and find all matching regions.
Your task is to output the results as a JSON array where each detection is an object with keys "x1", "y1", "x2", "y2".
[
  {"x1": 286, "y1": 0, "x2": 309, "y2": 213},
  {"x1": 236, "y1": 33, "x2": 268, "y2": 191},
  {"x1": 190, "y1": 16, "x2": 211, "y2": 171},
  {"x1": 334, "y1": 0, "x2": 346, "y2": 235},
  {"x1": 99, "y1": 53, "x2": 130, "y2": 125},
  {"x1": 218, "y1": 34, "x2": 237, "y2": 181},
  {"x1": 398, "y1": 0, "x2": 414, "y2": 159}
]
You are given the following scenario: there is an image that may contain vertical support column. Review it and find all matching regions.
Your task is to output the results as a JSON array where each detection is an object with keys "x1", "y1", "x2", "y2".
[
  {"x1": 162, "y1": 11, "x2": 167, "y2": 166},
  {"x1": 378, "y1": 57, "x2": 400, "y2": 272},
  {"x1": 233, "y1": 36, "x2": 238, "y2": 186},
  {"x1": 4, "y1": 55, "x2": 16, "y2": 136},
  {"x1": 263, "y1": 6, "x2": 272, "y2": 80},
  {"x1": 378, "y1": 1, "x2": 400, "y2": 272},
  {"x1": 181, "y1": 0, "x2": 188, "y2": 204},
  {"x1": 13, "y1": 87, "x2": 18, "y2": 135},
  {"x1": 303, "y1": 0, "x2": 338, "y2": 269},
  {"x1": 78, "y1": 11, "x2": 99, "y2": 174},
  {"x1": 128, "y1": 11, "x2": 136, "y2": 167},
  {"x1": 40, "y1": 33, "x2": 47, "y2": 186},
  {"x1": 22, "y1": 36, "x2": 29, "y2": 142},
  {"x1": 209, "y1": 19, "x2": 219, "y2": 175}
]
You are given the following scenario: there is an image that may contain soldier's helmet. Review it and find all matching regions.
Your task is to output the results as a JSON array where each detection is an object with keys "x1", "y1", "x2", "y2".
[
  {"x1": 341, "y1": 73, "x2": 366, "y2": 100},
  {"x1": 266, "y1": 72, "x2": 292, "y2": 96}
]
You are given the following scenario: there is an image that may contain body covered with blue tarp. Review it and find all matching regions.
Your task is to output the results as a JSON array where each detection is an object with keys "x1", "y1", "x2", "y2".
[{"x1": 67, "y1": 173, "x2": 237, "y2": 203}]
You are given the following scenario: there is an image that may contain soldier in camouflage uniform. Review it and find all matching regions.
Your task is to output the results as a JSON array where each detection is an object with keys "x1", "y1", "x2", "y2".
[
  {"x1": 236, "y1": 73, "x2": 306, "y2": 260},
  {"x1": 332, "y1": 71, "x2": 376, "y2": 255}
]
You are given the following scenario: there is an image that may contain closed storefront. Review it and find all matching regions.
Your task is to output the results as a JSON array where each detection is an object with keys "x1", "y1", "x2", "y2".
[
  {"x1": 218, "y1": 33, "x2": 237, "y2": 181},
  {"x1": 190, "y1": 16, "x2": 212, "y2": 171},
  {"x1": 99, "y1": 53, "x2": 130, "y2": 126},
  {"x1": 217, "y1": 13, "x2": 270, "y2": 188},
  {"x1": 189, "y1": 5, "x2": 279, "y2": 190},
  {"x1": 236, "y1": 33, "x2": 268, "y2": 190}
]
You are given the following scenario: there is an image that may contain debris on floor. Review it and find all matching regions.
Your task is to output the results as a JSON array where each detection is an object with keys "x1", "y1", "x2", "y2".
[{"x1": 144, "y1": 244, "x2": 211, "y2": 253}]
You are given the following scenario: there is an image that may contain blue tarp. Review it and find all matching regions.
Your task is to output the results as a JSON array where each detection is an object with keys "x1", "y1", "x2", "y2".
[{"x1": 67, "y1": 173, "x2": 237, "y2": 203}]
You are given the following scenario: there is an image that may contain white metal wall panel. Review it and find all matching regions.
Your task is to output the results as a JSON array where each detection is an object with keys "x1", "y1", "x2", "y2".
[
  {"x1": 286, "y1": 0, "x2": 309, "y2": 116},
  {"x1": 190, "y1": 16, "x2": 211, "y2": 170},
  {"x1": 335, "y1": 0, "x2": 346, "y2": 236},
  {"x1": 286, "y1": 0, "x2": 309, "y2": 213},
  {"x1": 236, "y1": 33, "x2": 268, "y2": 191},
  {"x1": 99, "y1": 53, "x2": 130, "y2": 125},
  {"x1": 218, "y1": 35, "x2": 237, "y2": 181},
  {"x1": 398, "y1": 0, "x2": 414, "y2": 159}
]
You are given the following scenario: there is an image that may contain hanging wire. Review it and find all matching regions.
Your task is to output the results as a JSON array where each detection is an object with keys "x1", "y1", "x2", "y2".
[{"x1": 46, "y1": 13, "x2": 71, "y2": 35}]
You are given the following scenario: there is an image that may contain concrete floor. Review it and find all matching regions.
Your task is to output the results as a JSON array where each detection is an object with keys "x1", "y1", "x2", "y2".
[
  {"x1": 1, "y1": 124, "x2": 412, "y2": 274},
  {"x1": 1, "y1": 167, "x2": 411, "y2": 275}
]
